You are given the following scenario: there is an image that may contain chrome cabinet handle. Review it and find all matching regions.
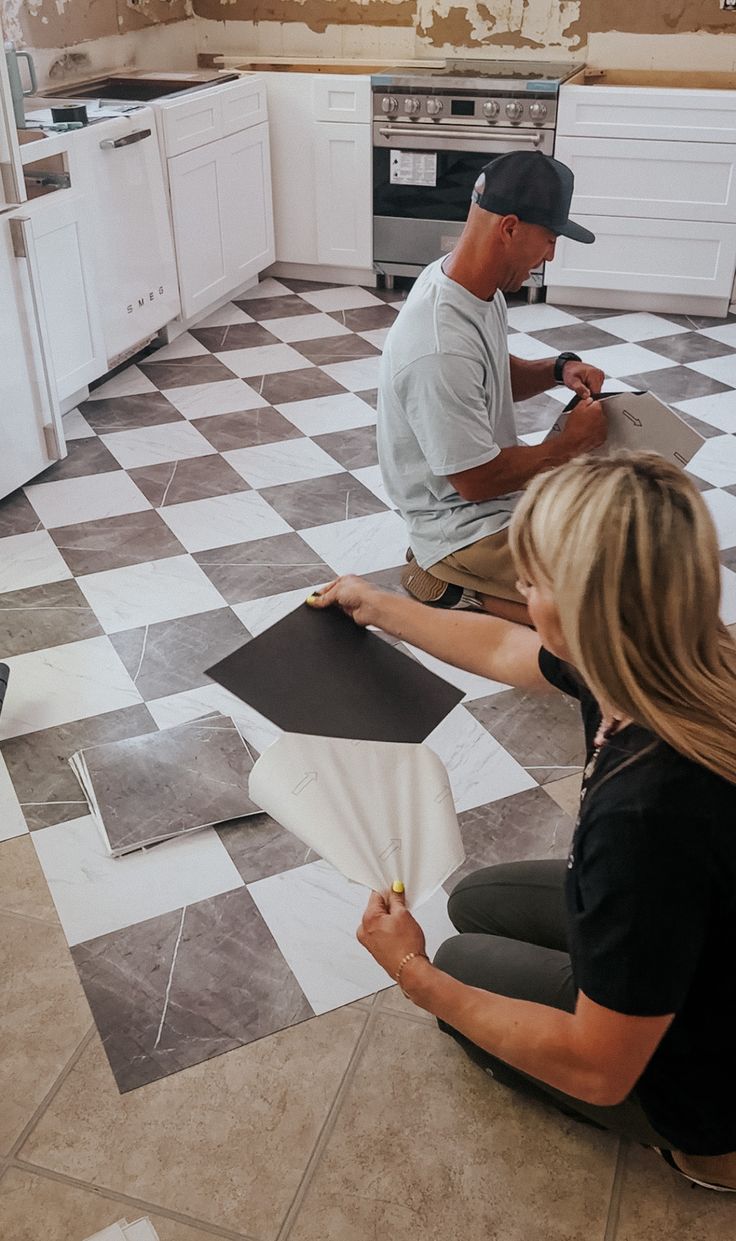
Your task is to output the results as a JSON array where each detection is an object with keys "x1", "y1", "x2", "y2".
[{"x1": 99, "y1": 128, "x2": 152, "y2": 150}]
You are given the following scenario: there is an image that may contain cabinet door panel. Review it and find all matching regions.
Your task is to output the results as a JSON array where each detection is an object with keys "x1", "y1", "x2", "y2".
[
  {"x1": 219, "y1": 122, "x2": 275, "y2": 287},
  {"x1": 261, "y1": 72, "x2": 318, "y2": 264},
  {"x1": 168, "y1": 145, "x2": 230, "y2": 320},
  {"x1": 312, "y1": 75, "x2": 371, "y2": 123},
  {"x1": 314, "y1": 122, "x2": 372, "y2": 268}
]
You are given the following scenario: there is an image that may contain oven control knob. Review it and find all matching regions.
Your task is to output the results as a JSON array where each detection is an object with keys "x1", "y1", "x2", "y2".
[
  {"x1": 404, "y1": 97, "x2": 421, "y2": 115},
  {"x1": 529, "y1": 101, "x2": 548, "y2": 121},
  {"x1": 426, "y1": 97, "x2": 443, "y2": 116},
  {"x1": 381, "y1": 96, "x2": 398, "y2": 114},
  {"x1": 506, "y1": 99, "x2": 524, "y2": 121},
  {"x1": 482, "y1": 99, "x2": 500, "y2": 118}
]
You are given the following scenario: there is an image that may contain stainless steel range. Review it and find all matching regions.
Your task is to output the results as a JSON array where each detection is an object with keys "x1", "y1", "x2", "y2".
[{"x1": 371, "y1": 59, "x2": 580, "y2": 289}]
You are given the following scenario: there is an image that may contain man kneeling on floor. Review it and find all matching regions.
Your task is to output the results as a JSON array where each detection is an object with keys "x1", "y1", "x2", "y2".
[{"x1": 378, "y1": 150, "x2": 608, "y2": 623}]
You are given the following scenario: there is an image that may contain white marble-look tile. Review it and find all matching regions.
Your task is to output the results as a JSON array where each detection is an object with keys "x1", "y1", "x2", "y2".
[
  {"x1": 0, "y1": 636, "x2": 142, "y2": 741},
  {"x1": 506, "y1": 304, "x2": 581, "y2": 332},
  {"x1": 216, "y1": 343, "x2": 310, "y2": 380},
  {"x1": 149, "y1": 332, "x2": 210, "y2": 361},
  {"x1": 587, "y1": 313, "x2": 688, "y2": 342},
  {"x1": 699, "y1": 322, "x2": 736, "y2": 347},
  {"x1": 298, "y1": 286, "x2": 384, "y2": 313},
  {"x1": 572, "y1": 342, "x2": 675, "y2": 377},
  {"x1": 721, "y1": 566, "x2": 736, "y2": 626},
  {"x1": 236, "y1": 277, "x2": 291, "y2": 300},
  {"x1": 32, "y1": 816, "x2": 244, "y2": 946},
  {"x1": 162, "y1": 378, "x2": 269, "y2": 420},
  {"x1": 673, "y1": 391, "x2": 736, "y2": 434},
  {"x1": 321, "y1": 355, "x2": 382, "y2": 392},
  {"x1": 247, "y1": 860, "x2": 455, "y2": 1014},
  {"x1": 519, "y1": 429, "x2": 549, "y2": 446},
  {"x1": 687, "y1": 353, "x2": 736, "y2": 388},
  {"x1": 77, "y1": 555, "x2": 226, "y2": 634},
  {"x1": 276, "y1": 391, "x2": 376, "y2": 436},
  {"x1": 358, "y1": 327, "x2": 391, "y2": 350},
  {"x1": 0, "y1": 530, "x2": 72, "y2": 594},
  {"x1": 0, "y1": 754, "x2": 28, "y2": 841},
  {"x1": 25, "y1": 471, "x2": 150, "y2": 529},
  {"x1": 261, "y1": 313, "x2": 352, "y2": 343},
  {"x1": 300, "y1": 510, "x2": 407, "y2": 575},
  {"x1": 350, "y1": 464, "x2": 395, "y2": 508},
  {"x1": 99, "y1": 422, "x2": 217, "y2": 470},
  {"x1": 507, "y1": 333, "x2": 558, "y2": 361},
  {"x1": 687, "y1": 435, "x2": 736, "y2": 489},
  {"x1": 224, "y1": 437, "x2": 344, "y2": 488},
  {"x1": 158, "y1": 491, "x2": 292, "y2": 553},
  {"x1": 702, "y1": 488, "x2": 736, "y2": 551},
  {"x1": 195, "y1": 301, "x2": 254, "y2": 328},
  {"x1": 232, "y1": 586, "x2": 319, "y2": 636},
  {"x1": 403, "y1": 643, "x2": 511, "y2": 703},
  {"x1": 147, "y1": 685, "x2": 282, "y2": 755},
  {"x1": 62, "y1": 408, "x2": 95, "y2": 440},
  {"x1": 85, "y1": 366, "x2": 157, "y2": 401},
  {"x1": 425, "y1": 705, "x2": 536, "y2": 813}
]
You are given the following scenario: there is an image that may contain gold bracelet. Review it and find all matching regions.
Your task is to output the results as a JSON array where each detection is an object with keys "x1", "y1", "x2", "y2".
[{"x1": 394, "y1": 951, "x2": 429, "y2": 997}]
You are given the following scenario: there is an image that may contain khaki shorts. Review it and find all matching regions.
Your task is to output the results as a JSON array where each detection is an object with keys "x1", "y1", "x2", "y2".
[{"x1": 430, "y1": 527, "x2": 524, "y2": 604}]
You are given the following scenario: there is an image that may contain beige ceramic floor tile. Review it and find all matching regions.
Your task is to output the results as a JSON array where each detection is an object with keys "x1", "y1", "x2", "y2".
[
  {"x1": 0, "y1": 911, "x2": 92, "y2": 1156},
  {"x1": 543, "y1": 772, "x2": 583, "y2": 819},
  {"x1": 0, "y1": 835, "x2": 60, "y2": 925},
  {"x1": 289, "y1": 1014, "x2": 618, "y2": 1241},
  {"x1": 379, "y1": 984, "x2": 434, "y2": 1022},
  {"x1": 20, "y1": 1009, "x2": 366, "y2": 1240},
  {"x1": 0, "y1": 1168, "x2": 224, "y2": 1241},
  {"x1": 614, "y1": 1142, "x2": 736, "y2": 1240}
]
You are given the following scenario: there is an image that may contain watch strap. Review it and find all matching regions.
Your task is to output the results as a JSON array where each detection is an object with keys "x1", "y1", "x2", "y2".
[{"x1": 554, "y1": 351, "x2": 581, "y2": 383}]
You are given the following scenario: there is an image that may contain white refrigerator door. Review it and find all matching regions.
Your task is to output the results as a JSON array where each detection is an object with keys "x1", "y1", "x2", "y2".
[
  {"x1": 0, "y1": 212, "x2": 65, "y2": 499},
  {"x1": 73, "y1": 111, "x2": 180, "y2": 366}
]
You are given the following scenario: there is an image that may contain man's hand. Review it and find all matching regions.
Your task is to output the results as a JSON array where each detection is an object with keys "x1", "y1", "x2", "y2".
[
  {"x1": 357, "y1": 887, "x2": 427, "y2": 979},
  {"x1": 561, "y1": 359, "x2": 605, "y2": 399},
  {"x1": 559, "y1": 396, "x2": 607, "y2": 454}
]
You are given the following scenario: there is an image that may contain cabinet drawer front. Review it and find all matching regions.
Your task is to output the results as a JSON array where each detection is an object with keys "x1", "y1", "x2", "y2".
[
  {"x1": 312, "y1": 75, "x2": 371, "y2": 123},
  {"x1": 161, "y1": 92, "x2": 223, "y2": 157},
  {"x1": 221, "y1": 76, "x2": 268, "y2": 136},
  {"x1": 557, "y1": 84, "x2": 736, "y2": 143},
  {"x1": 546, "y1": 215, "x2": 736, "y2": 299},
  {"x1": 556, "y1": 137, "x2": 736, "y2": 224}
]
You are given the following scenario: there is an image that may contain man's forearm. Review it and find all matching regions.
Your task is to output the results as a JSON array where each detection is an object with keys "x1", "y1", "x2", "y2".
[
  {"x1": 453, "y1": 434, "x2": 572, "y2": 501},
  {"x1": 509, "y1": 355, "x2": 557, "y2": 402}
]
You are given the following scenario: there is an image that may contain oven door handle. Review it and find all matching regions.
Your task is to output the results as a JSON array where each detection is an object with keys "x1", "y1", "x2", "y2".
[{"x1": 377, "y1": 126, "x2": 545, "y2": 148}]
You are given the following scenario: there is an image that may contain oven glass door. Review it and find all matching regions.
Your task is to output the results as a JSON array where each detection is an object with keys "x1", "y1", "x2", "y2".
[{"x1": 374, "y1": 146, "x2": 491, "y2": 221}]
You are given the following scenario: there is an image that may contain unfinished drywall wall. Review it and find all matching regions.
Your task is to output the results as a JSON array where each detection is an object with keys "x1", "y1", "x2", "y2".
[{"x1": 1, "y1": 0, "x2": 191, "y2": 52}]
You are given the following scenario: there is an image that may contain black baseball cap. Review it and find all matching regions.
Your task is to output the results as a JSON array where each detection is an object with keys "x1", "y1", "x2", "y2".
[{"x1": 471, "y1": 151, "x2": 595, "y2": 244}]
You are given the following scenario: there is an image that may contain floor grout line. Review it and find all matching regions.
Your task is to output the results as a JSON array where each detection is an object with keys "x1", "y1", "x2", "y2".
[
  {"x1": 0, "y1": 905, "x2": 59, "y2": 930},
  {"x1": 602, "y1": 1138, "x2": 629, "y2": 1241},
  {"x1": 9, "y1": 1024, "x2": 97, "y2": 1161},
  {"x1": 8, "y1": 1160, "x2": 259, "y2": 1241}
]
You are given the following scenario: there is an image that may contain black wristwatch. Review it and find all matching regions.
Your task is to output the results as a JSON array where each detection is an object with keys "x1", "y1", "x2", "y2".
[{"x1": 553, "y1": 351, "x2": 581, "y2": 383}]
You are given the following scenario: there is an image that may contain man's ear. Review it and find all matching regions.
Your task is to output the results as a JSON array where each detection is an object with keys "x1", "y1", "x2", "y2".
[{"x1": 498, "y1": 213, "x2": 520, "y2": 244}]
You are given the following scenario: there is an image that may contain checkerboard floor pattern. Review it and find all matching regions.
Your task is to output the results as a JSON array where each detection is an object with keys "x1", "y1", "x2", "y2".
[{"x1": 3, "y1": 275, "x2": 736, "y2": 1093}]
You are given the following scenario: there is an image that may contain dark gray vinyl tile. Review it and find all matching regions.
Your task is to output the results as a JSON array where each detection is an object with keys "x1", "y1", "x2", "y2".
[
  {"x1": 620, "y1": 366, "x2": 731, "y2": 404},
  {"x1": 277, "y1": 278, "x2": 338, "y2": 293},
  {"x1": 674, "y1": 411, "x2": 724, "y2": 440},
  {"x1": 258, "y1": 368, "x2": 347, "y2": 406},
  {"x1": 70, "y1": 887, "x2": 314, "y2": 1092},
  {"x1": 639, "y1": 332, "x2": 736, "y2": 364},
  {"x1": 49, "y1": 509, "x2": 187, "y2": 575},
  {"x1": 370, "y1": 285, "x2": 409, "y2": 304},
  {"x1": 78, "y1": 393, "x2": 184, "y2": 433},
  {"x1": 0, "y1": 578, "x2": 103, "y2": 657},
  {"x1": 138, "y1": 355, "x2": 236, "y2": 390},
  {"x1": 0, "y1": 489, "x2": 43, "y2": 537},
  {"x1": 656, "y1": 311, "x2": 736, "y2": 331},
  {"x1": 110, "y1": 607, "x2": 249, "y2": 700},
  {"x1": 555, "y1": 305, "x2": 627, "y2": 321},
  {"x1": 189, "y1": 323, "x2": 281, "y2": 353},
  {"x1": 720, "y1": 545, "x2": 736, "y2": 571},
  {"x1": 514, "y1": 393, "x2": 565, "y2": 435},
  {"x1": 259, "y1": 472, "x2": 387, "y2": 530},
  {"x1": 234, "y1": 294, "x2": 311, "y2": 321},
  {"x1": 447, "y1": 787, "x2": 575, "y2": 889},
  {"x1": 292, "y1": 335, "x2": 382, "y2": 367},
  {"x1": 191, "y1": 407, "x2": 303, "y2": 452},
  {"x1": 218, "y1": 813, "x2": 309, "y2": 883},
  {"x1": 312, "y1": 425, "x2": 378, "y2": 470},
  {"x1": 0, "y1": 703, "x2": 157, "y2": 831},
  {"x1": 34, "y1": 438, "x2": 120, "y2": 484},
  {"x1": 355, "y1": 388, "x2": 378, "y2": 410},
  {"x1": 467, "y1": 688, "x2": 585, "y2": 784},
  {"x1": 528, "y1": 323, "x2": 625, "y2": 352},
  {"x1": 683, "y1": 469, "x2": 715, "y2": 491},
  {"x1": 327, "y1": 304, "x2": 399, "y2": 332},
  {"x1": 128, "y1": 455, "x2": 250, "y2": 507},
  {"x1": 194, "y1": 531, "x2": 330, "y2": 603},
  {"x1": 362, "y1": 564, "x2": 406, "y2": 594}
]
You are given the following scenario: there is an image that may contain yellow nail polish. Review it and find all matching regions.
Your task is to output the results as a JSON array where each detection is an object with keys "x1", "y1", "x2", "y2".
[
  {"x1": 392, "y1": 880, "x2": 404, "y2": 894},
  {"x1": 305, "y1": 593, "x2": 319, "y2": 605}
]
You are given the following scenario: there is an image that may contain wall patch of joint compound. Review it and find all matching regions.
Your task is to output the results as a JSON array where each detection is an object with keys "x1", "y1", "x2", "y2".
[
  {"x1": 563, "y1": 0, "x2": 736, "y2": 43},
  {"x1": 415, "y1": 0, "x2": 579, "y2": 51},
  {"x1": 193, "y1": 0, "x2": 415, "y2": 30}
]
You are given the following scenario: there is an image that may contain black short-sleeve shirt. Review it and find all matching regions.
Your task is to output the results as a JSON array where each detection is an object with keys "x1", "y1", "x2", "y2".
[{"x1": 539, "y1": 647, "x2": 736, "y2": 1156}]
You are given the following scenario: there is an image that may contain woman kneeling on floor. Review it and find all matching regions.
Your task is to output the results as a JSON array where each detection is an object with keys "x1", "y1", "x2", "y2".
[{"x1": 309, "y1": 451, "x2": 736, "y2": 1192}]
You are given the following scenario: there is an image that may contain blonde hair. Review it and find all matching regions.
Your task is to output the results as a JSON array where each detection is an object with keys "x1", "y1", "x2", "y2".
[{"x1": 509, "y1": 452, "x2": 736, "y2": 785}]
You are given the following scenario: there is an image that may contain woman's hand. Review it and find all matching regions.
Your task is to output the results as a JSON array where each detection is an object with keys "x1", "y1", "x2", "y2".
[
  {"x1": 307, "y1": 575, "x2": 386, "y2": 629},
  {"x1": 357, "y1": 887, "x2": 427, "y2": 979}
]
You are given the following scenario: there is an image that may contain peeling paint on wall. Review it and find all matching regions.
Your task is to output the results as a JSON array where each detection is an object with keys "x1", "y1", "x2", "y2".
[{"x1": 415, "y1": 0, "x2": 578, "y2": 51}]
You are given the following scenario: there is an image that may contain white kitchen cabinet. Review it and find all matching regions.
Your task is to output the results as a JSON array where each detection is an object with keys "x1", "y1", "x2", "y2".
[
  {"x1": 25, "y1": 190, "x2": 106, "y2": 402},
  {"x1": 168, "y1": 120, "x2": 274, "y2": 320},
  {"x1": 314, "y1": 121, "x2": 372, "y2": 269},
  {"x1": 556, "y1": 78, "x2": 736, "y2": 144},
  {"x1": 312, "y1": 75, "x2": 372, "y2": 123},
  {"x1": 261, "y1": 72, "x2": 319, "y2": 265}
]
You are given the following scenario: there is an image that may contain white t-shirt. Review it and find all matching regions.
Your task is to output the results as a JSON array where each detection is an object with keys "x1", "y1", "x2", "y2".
[{"x1": 377, "y1": 258, "x2": 519, "y2": 569}]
